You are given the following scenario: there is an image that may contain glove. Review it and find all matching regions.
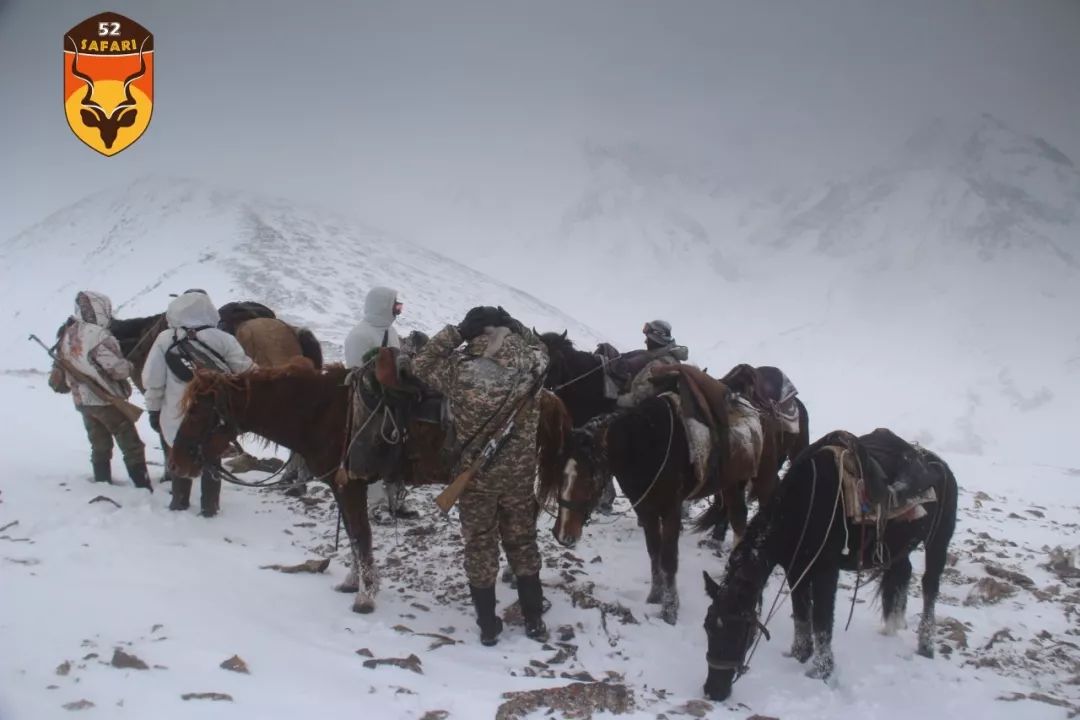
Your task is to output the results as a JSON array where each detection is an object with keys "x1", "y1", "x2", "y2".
[
  {"x1": 148, "y1": 411, "x2": 161, "y2": 433},
  {"x1": 495, "y1": 306, "x2": 526, "y2": 335},
  {"x1": 457, "y1": 306, "x2": 502, "y2": 341}
]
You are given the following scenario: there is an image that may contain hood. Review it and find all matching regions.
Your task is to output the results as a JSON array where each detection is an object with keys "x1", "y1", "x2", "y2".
[
  {"x1": 362, "y1": 286, "x2": 399, "y2": 328},
  {"x1": 74, "y1": 291, "x2": 113, "y2": 326},
  {"x1": 166, "y1": 292, "x2": 220, "y2": 329}
]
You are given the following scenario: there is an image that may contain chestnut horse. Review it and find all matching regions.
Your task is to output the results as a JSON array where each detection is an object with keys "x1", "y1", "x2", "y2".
[{"x1": 169, "y1": 360, "x2": 572, "y2": 614}]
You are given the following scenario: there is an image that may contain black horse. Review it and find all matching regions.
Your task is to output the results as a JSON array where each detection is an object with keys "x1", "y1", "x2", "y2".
[
  {"x1": 700, "y1": 429, "x2": 957, "y2": 701},
  {"x1": 537, "y1": 331, "x2": 616, "y2": 426}
]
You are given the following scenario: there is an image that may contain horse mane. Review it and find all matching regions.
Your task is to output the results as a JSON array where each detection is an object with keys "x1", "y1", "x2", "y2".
[
  {"x1": 295, "y1": 327, "x2": 324, "y2": 370},
  {"x1": 536, "y1": 390, "x2": 574, "y2": 505},
  {"x1": 179, "y1": 358, "x2": 346, "y2": 414}
]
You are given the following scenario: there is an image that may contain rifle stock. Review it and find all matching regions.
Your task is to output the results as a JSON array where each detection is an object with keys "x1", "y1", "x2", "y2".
[
  {"x1": 29, "y1": 334, "x2": 144, "y2": 424},
  {"x1": 435, "y1": 462, "x2": 478, "y2": 514}
]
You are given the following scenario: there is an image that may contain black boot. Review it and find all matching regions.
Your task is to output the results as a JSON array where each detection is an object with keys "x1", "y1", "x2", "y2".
[
  {"x1": 200, "y1": 469, "x2": 221, "y2": 517},
  {"x1": 125, "y1": 462, "x2": 153, "y2": 493},
  {"x1": 92, "y1": 460, "x2": 112, "y2": 484},
  {"x1": 516, "y1": 573, "x2": 549, "y2": 642},
  {"x1": 469, "y1": 585, "x2": 504, "y2": 647},
  {"x1": 169, "y1": 477, "x2": 192, "y2": 511}
]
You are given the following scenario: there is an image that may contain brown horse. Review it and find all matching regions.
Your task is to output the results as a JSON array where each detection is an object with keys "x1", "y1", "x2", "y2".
[
  {"x1": 537, "y1": 370, "x2": 787, "y2": 624},
  {"x1": 168, "y1": 360, "x2": 568, "y2": 614}
]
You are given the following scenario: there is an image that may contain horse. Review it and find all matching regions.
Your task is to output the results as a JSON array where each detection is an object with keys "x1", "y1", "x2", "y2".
[
  {"x1": 110, "y1": 310, "x2": 323, "y2": 488},
  {"x1": 168, "y1": 359, "x2": 570, "y2": 615},
  {"x1": 693, "y1": 363, "x2": 811, "y2": 544},
  {"x1": 167, "y1": 360, "x2": 443, "y2": 613},
  {"x1": 537, "y1": 331, "x2": 615, "y2": 426},
  {"x1": 109, "y1": 308, "x2": 324, "y2": 385},
  {"x1": 700, "y1": 429, "x2": 957, "y2": 701}
]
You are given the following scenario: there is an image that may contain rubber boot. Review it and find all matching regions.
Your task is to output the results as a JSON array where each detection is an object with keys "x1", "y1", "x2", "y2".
[
  {"x1": 92, "y1": 460, "x2": 112, "y2": 484},
  {"x1": 516, "y1": 573, "x2": 549, "y2": 642},
  {"x1": 200, "y1": 468, "x2": 221, "y2": 518},
  {"x1": 469, "y1": 585, "x2": 504, "y2": 647},
  {"x1": 169, "y1": 477, "x2": 192, "y2": 511},
  {"x1": 125, "y1": 462, "x2": 153, "y2": 493}
]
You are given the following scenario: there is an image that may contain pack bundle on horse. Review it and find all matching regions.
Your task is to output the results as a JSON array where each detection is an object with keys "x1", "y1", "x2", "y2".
[
  {"x1": 700, "y1": 428, "x2": 957, "y2": 702},
  {"x1": 538, "y1": 366, "x2": 786, "y2": 625}
]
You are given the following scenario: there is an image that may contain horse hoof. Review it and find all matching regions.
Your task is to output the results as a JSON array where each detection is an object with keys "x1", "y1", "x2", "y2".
[
  {"x1": 352, "y1": 598, "x2": 376, "y2": 614},
  {"x1": 646, "y1": 591, "x2": 662, "y2": 604},
  {"x1": 916, "y1": 644, "x2": 934, "y2": 659},
  {"x1": 335, "y1": 581, "x2": 360, "y2": 594},
  {"x1": 661, "y1": 607, "x2": 678, "y2": 625}
]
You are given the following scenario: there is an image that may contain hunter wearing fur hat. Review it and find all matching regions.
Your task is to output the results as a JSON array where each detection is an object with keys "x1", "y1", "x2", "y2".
[{"x1": 411, "y1": 305, "x2": 550, "y2": 646}]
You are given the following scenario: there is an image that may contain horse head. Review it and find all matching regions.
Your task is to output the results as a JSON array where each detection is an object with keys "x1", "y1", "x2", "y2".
[
  {"x1": 537, "y1": 330, "x2": 573, "y2": 386},
  {"x1": 169, "y1": 370, "x2": 242, "y2": 478},
  {"x1": 701, "y1": 568, "x2": 767, "y2": 701},
  {"x1": 550, "y1": 417, "x2": 611, "y2": 548}
]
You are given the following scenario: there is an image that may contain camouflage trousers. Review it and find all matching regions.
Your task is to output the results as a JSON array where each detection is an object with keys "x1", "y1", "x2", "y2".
[
  {"x1": 78, "y1": 405, "x2": 146, "y2": 466},
  {"x1": 458, "y1": 476, "x2": 541, "y2": 588}
]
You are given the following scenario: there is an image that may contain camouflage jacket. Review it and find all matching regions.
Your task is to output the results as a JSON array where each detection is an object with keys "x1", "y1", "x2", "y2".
[{"x1": 412, "y1": 324, "x2": 549, "y2": 479}]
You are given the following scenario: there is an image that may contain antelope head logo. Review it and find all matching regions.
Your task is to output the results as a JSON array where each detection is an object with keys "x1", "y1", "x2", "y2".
[{"x1": 67, "y1": 36, "x2": 148, "y2": 149}]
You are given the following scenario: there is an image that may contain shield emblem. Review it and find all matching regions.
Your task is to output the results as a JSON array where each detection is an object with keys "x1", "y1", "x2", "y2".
[{"x1": 63, "y1": 12, "x2": 154, "y2": 156}]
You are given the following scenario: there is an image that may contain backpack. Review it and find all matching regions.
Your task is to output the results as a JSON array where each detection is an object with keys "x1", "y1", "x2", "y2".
[{"x1": 164, "y1": 326, "x2": 230, "y2": 382}]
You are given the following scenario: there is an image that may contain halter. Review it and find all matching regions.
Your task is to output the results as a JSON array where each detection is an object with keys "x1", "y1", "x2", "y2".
[{"x1": 704, "y1": 611, "x2": 772, "y2": 678}]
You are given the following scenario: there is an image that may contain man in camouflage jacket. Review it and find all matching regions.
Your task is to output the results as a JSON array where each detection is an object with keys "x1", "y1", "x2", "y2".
[
  {"x1": 49, "y1": 291, "x2": 151, "y2": 490},
  {"x1": 412, "y1": 305, "x2": 550, "y2": 646}
]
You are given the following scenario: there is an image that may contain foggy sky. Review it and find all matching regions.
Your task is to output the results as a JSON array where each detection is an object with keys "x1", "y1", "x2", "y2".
[{"x1": 2, "y1": 0, "x2": 1079, "y2": 246}]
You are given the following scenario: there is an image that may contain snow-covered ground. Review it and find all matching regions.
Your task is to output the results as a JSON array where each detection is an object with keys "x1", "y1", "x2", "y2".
[{"x1": 1, "y1": 369, "x2": 1078, "y2": 719}]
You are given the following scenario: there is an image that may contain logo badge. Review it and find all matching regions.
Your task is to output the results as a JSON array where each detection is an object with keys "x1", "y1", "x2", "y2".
[{"x1": 63, "y1": 12, "x2": 154, "y2": 156}]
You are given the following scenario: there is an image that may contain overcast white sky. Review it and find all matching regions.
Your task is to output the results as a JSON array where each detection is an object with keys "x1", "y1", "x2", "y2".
[{"x1": 2, "y1": 0, "x2": 1078, "y2": 247}]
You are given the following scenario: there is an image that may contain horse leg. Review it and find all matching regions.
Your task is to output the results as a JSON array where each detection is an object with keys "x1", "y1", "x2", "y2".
[
  {"x1": 722, "y1": 483, "x2": 749, "y2": 545},
  {"x1": 658, "y1": 503, "x2": 682, "y2": 625},
  {"x1": 880, "y1": 555, "x2": 912, "y2": 636},
  {"x1": 783, "y1": 579, "x2": 814, "y2": 663},
  {"x1": 709, "y1": 492, "x2": 729, "y2": 547},
  {"x1": 342, "y1": 479, "x2": 378, "y2": 613},
  {"x1": 806, "y1": 562, "x2": 840, "y2": 680},
  {"x1": 641, "y1": 512, "x2": 663, "y2": 604},
  {"x1": 918, "y1": 522, "x2": 950, "y2": 658}
]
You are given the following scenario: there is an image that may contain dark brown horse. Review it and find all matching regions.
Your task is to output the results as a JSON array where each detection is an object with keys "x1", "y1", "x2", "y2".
[{"x1": 538, "y1": 367, "x2": 795, "y2": 625}]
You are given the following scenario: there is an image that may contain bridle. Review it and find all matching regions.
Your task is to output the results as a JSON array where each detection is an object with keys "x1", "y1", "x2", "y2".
[{"x1": 704, "y1": 610, "x2": 772, "y2": 678}]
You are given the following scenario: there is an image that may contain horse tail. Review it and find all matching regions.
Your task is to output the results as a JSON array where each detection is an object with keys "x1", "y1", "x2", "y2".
[
  {"x1": 691, "y1": 495, "x2": 725, "y2": 534},
  {"x1": 296, "y1": 327, "x2": 324, "y2": 370}
]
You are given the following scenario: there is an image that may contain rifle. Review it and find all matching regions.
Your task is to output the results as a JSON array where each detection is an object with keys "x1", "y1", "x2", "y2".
[
  {"x1": 434, "y1": 370, "x2": 545, "y2": 514},
  {"x1": 30, "y1": 333, "x2": 144, "y2": 424}
]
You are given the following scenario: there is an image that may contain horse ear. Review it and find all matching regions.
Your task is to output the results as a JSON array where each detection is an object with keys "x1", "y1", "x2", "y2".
[
  {"x1": 560, "y1": 330, "x2": 568, "y2": 340},
  {"x1": 532, "y1": 326, "x2": 539, "y2": 336},
  {"x1": 703, "y1": 570, "x2": 721, "y2": 598}
]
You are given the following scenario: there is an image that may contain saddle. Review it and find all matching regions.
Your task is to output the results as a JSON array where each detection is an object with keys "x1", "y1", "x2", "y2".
[
  {"x1": 810, "y1": 429, "x2": 939, "y2": 525},
  {"x1": 345, "y1": 359, "x2": 454, "y2": 483},
  {"x1": 720, "y1": 364, "x2": 800, "y2": 433},
  {"x1": 217, "y1": 301, "x2": 276, "y2": 336},
  {"x1": 650, "y1": 365, "x2": 765, "y2": 501}
]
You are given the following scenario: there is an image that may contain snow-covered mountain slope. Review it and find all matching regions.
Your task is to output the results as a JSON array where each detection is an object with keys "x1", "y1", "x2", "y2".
[
  {"x1": 449, "y1": 115, "x2": 1080, "y2": 468},
  {"x1": 0, "y1": 177, "x2": 602, "y2": 371}
]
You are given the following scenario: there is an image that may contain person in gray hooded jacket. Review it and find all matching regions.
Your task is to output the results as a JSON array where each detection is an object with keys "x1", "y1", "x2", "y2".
[{"x1": 344, "y1": 286, "x2": 418, "y2": 519}]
